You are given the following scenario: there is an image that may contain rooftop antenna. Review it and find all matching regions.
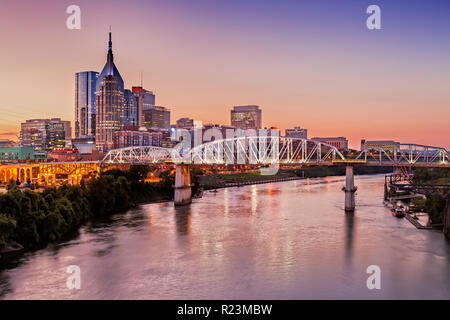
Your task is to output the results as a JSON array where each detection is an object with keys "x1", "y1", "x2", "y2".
[{"x1": 108, "y1": 25, "x2": 112, "y2": 50}]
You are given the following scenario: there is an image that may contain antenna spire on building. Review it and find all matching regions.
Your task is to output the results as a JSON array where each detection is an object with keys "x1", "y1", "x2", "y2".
[{"x1": 108, "y1": 26, "x2": 112, "y2": 50}]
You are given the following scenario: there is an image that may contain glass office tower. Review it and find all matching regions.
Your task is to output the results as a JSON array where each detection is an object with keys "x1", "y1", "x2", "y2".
[
  {"x1": 123, "y1": 89, "x2": 138, "y2": 126},
  {"x1": 75, "y1": 71, "x2": 99, "y2": 137}
]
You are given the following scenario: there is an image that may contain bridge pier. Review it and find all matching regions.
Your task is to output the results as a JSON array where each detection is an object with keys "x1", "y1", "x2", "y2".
[
  {"x1": 444, "y1": 200, "x2": 450, "y2": 238},
  {"x1": 384, "y1": 177, "x2": 390, "y2": 200},
  {"x1": 344, "y1": 166, "x2": 357, "y2": 212},
  {"x1": 174, "y1": 164, "x2": 192, "y2": 206}
]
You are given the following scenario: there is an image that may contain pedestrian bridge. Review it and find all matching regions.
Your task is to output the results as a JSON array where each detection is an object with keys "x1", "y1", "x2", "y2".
[{"x1": 102, "y1": 137, "x2": 449, "y2": 167}]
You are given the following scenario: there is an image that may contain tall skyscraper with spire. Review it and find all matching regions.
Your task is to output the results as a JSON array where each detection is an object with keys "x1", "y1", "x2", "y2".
[
  {"x1": 95, "y1": 31, "x2": 125, "y2": 152},
  {"x1": 96, "y1": 31, "x2": 124, "y2": 94}
]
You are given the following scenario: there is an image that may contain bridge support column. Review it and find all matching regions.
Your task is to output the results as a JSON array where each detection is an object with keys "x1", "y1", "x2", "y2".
[
  {"x1": 174, "y1": 164, "x2": 192, "y2": 206},
  {"x1": 444, "y1": 199, "x2": 450, "y2": 238},
  {"x1": 344, "y1": 166, "x2": 357, "y2": 212},
  {"x1": 384, "y1": 178, "x2": 390, "y2": 200}
]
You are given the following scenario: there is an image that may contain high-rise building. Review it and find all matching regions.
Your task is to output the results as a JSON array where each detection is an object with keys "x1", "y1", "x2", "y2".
[
  {"x1": 61, "y1": 120, "x2": 72, "y2": 140},
  {"x1": 20, "y1": 119, "x2": 47, "y2": 151},
  {"x1": 285, "y1": 126, "x2": 308, "y2": 139},
  {"x1": 143, "y1": 106, "x2": 170, "y2": 129},
  {"x1": 20, "y1": 118, "x2": 70, "y2": 152},
  {"x1": 132, "y1": 86, "x2": 155, "y2": 126},
  {"x1": 96, "y1": 75, "x2": 125, "y2": 152},
  {"x1": 95, "y1": 32, "x2": 125, "y2": 152},
  {"x1": 123, "y1": 89, "x2": 138, "y2": 126},
  {"x1": 230, "y1": 105, "x2": 262, "y2": 130},
  {"x1": 75, "y1": 71, "x2": 98, "y2": 137},
  {"x1": 46, "y1": 121, "x2": 67, "y2": 150}
]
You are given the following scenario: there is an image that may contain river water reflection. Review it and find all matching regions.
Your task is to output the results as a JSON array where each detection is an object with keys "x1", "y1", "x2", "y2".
[{"x1": 1, "y1": 174, "x2": 449, "y2": 299}]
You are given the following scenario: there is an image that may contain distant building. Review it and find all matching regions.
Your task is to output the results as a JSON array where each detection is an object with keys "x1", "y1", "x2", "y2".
[
  {"x1": 311, "y1": 137, "x2": 349, "y2": 151},
  {"x1": 231, "y1": 105, "x2": 262, "y2": 130},
  {"x1": 20, "y1": 118, "x2": 70, "y2": 152},
  {"x1": 285, "y1": 126, "x2": 308, "y2": 139},
  {"x1": 75, "y1": 71, "x2": 98, "y2": 137},
  {"x1": 176, "y1": 117, "x2": 194, "y2": 129},
  {"x1": 132, "y1": 86, "x2": 155, "y2": 126},
  {"x1": 113, "y1": 126, "x2": 162, "y2": 148},
  {"x1": 0, "y1": 146, "x2": 34, "y2": 163},
  {"x1": 48, "y1": 149, "x2": 80, "y2": 162},
  {"x1": 202, "y1": 124, "x2": 236, "y2": 142},
  {"x1": 46, "y1": 121, "x2": 67, "y2": 151},
  {"x1": 123, "y1": 89, "x2": 138, "y2": 126},
  {"x1": 361, "y1": 139, "x2": 400, "y2": 152},
  {"x1": 20, "y1": 119, "x2": 47, "y2": 151},
  {"x1": 143, "y1": 106, "x2": 170, "y2": 129},
  {"x1": 62, "y1": 120, "x2": 72, "y2": 140},
  {"x1": 71, "y1": 136, "x2": 96, "y2": 154}
]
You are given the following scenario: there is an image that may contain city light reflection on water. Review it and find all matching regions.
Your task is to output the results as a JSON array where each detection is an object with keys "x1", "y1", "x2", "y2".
[{"x1": 1, "y1": 174, "x2": 450, "y2": 299}]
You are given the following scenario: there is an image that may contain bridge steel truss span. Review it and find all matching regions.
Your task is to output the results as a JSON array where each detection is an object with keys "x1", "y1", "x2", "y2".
[
  {"x1": 99, "y1": 139, "x2": 449, "y2": 167},
  {"x1": 102, "y1": 146, "x2": 177, "y2": 164},
  {"x1": 108, "y1": 137, "x2": 347, "y2": 165},
  {"x1": 356, "y1": 143, "x2": 449, "y2": 167},
  {"x1": 184, "y1": 136, "x2": 346, "y2": 165}
]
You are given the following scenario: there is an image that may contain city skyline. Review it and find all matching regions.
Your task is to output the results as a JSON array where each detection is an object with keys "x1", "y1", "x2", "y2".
[{"x1": 0, "y1": 0, "x2": 450, "y2": 149}]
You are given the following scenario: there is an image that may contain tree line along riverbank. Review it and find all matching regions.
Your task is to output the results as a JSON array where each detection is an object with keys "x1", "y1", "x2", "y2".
[{"x1": 0, "y1": 166, "x2": 203, "y2": 252}]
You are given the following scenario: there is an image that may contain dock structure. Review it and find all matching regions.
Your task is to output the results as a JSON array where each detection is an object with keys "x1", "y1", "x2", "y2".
[{"x1": 386, "y1": 174, "x2": 450, "y2": 237}]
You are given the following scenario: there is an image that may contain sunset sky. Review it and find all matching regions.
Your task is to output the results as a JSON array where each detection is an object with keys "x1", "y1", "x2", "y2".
[{"x1": 0, "y1": 0, "x2": 449, "y2": 149}]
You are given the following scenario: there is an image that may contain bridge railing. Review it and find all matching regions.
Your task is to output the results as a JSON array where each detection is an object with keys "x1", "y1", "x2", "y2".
[{"x1": 355, "y1": 144, "x2": 449, "y2": 166}]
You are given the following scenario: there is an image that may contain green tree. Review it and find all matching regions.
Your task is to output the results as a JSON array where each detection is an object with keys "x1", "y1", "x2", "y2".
[{"x1": 0, "y1": 214, "x2": 16, "y2": 247}]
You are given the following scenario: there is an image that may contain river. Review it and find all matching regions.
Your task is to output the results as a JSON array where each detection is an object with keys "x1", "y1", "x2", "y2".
[{"x1": 1, "y1": 174, "x2": 449, "y2": 299}]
